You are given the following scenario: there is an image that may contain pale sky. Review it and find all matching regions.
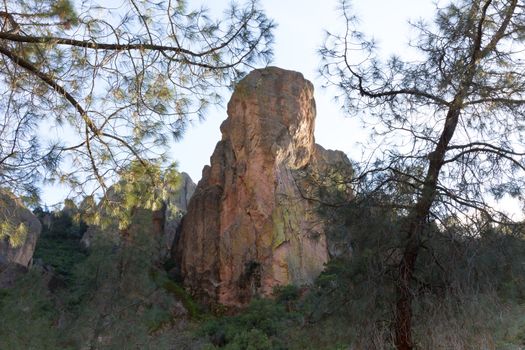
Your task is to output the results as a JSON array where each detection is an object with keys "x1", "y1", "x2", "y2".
[
  {"x1": 169, "y1": 0, "x2": 522, "y2": 219},
  {"x1": 42, "y1": 0, "x2": 439, "y2": 205},
  {"x1": 170, "y1": 0, "x2": 437, "y2": 182}
]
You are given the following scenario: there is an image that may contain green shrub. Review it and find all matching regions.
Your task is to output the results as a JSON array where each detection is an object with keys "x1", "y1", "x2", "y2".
[
  {"x1": 0, "y1": 272, "x2": 63, "y2": 350},
  {"x1": 33, "y1": 236, "x2": 87, "y2": 282},
  {"x1": 200, "y1": 298, "x2": 299, "y2": 349},
  {"x1": 227, "y1": 329, "x2": 273, "y2": 350},
  {"x1": 273, "y1": 284, "x2": 300, "y2": 303}
]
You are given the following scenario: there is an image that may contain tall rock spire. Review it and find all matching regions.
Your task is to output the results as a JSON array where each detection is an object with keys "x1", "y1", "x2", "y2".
[{"x1": 175, "y1": 67, "x2": 352, "y2": 307}]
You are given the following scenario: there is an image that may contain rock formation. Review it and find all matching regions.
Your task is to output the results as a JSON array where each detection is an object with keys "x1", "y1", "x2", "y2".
[
  {"x1": 81, "y1": 172, "x2": 195, "y2": 257},
  {"x1": 0, "y1": 190, "x2": 42, "y2": 267},
  {"x1": 162, "y1": 172, "x2": 196, "y2": 258},
  {"x1": 175, "y1": 67, "x2": 353, "y2": 307},
  {"x1": 0, "y1": 190, "x2": 42, "y2": 288}
]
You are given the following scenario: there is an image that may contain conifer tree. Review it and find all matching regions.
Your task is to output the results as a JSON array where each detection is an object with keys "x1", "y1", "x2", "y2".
[
  {"x1": 321, "y1": 0, "x2": 525, "y2": 348},
  {"x1": 0, "y1": 0, "x2": 274, "y2": 201}
]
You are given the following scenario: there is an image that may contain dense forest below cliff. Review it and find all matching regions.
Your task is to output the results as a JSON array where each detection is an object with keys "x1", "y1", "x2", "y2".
[{"x1": 2, "y1": 186, "x2": 525, "y2": 349}]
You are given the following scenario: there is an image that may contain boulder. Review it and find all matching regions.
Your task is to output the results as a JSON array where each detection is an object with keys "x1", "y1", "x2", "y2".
[
  {"x1": 0, "y1": 190, "x2": 42, "y2": 288},
  {"x1": 169, "y1": 172, "x2": 196, "y2": 212},
  {"x1": 0, "y1": 262, "x2": 27, "y2": 289},
  {"x1": 0, "y1": 190, "x2": 41, "y2": 267},
  {"x1": 175, "y1": 67, "x2": 353, "y2": 307}
]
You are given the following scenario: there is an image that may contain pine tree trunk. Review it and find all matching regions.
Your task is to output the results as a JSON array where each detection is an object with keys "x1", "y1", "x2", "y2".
[
  {"x1": 394, "y1": 242, "x2": 419, "y2": 349},
  {"x1": 393, "y1": 107, "x2": 461, "y2": 349}
]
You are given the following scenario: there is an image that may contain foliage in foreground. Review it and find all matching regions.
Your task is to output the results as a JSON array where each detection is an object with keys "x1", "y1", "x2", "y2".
[
  {"x1": 1, "y1": 206, "x2": 197, "y2": 350},
  {"x1": 4, "y1": 191, "x2": 525, "y2": 350},
  {"x1": 200, "y1": 294, "x2": 301, "y2": 350},
  {"x1": 0, "y1": 271, "x2": 61, "y2": 350},
  {"x1": 294, "y1": 195, "x2": 525, "y2": 349},
  {"x1": 0, "y1": 0, "x2": 275, "y2": 200},
  {"x1": 322, "y1": 0, "x2": 525, "y2": 347}
]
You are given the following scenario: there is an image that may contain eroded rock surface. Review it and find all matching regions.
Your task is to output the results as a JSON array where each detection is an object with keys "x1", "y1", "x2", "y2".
[
  {"x1": 163, "y1": 172, "x2": 196, "y2": 258},
  {"x1": 176, "y1": 67, "x2": 353, "y2": 307},
  {"x1": 0, "y1": 190, "x2": 41, "y2": 267},
  {"x1": 0, "y1": 190, "x2": 42, "y2": 288},
  {"x1": 81, "y1": 172, "x2": 195, "y2": 257}
]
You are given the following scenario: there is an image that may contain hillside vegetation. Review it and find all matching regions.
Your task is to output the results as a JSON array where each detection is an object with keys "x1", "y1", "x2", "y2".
[{"x1": 2, "y1": 195, "x2": 525, "y2": 350}]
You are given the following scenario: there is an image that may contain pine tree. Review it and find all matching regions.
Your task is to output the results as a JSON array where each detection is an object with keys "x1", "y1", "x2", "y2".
[
  {"x1": 0, "y1": 0, "x2": 274, "y2": 200},
  {"x1": 321, "y1": 0, "x2": 525, "y2": 348}
]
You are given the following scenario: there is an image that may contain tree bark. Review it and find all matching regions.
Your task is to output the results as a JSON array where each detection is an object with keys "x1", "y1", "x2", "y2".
[{"x1": 394, "y1": 106, "x2": 461, "y2": 349}]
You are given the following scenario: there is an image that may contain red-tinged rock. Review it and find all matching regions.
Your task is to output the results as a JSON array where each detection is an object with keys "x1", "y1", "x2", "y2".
[{"x1": 175, "y1": 67, "x2": 353, "y2": 307}]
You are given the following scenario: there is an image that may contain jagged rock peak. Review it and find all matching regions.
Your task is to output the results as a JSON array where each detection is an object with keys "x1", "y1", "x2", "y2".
[
  {"x1": 220, "y1": 66, "x2": 316, "y2": 169},
  {"x1": 176, "y1": 67, "x2": 353, "y2": 307}
]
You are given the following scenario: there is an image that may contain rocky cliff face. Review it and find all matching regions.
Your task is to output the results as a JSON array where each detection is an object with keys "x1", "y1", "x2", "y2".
[
  {"x1": 81, "y1": 172, "x2": 195, "y2": 257},
  {"x1": 0, "y1": 190, "x2": 42, "y2": 288},
  {"x1": 0, "y1": 190, "x2": 41, "y2": 267},
  {"x1": 162, "y1": 172, "x2": 196, "y2": 258},
  {"x1": 175, "y1": 67, "x2": 353, "y2": 307}
]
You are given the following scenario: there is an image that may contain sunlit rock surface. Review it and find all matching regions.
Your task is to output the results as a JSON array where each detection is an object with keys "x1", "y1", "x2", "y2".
[
  {"x1": 176, "y1": 67, "x2": 353, "y2": 307},
  {"x1": 0, "y1": 190, "x2": 41, "y2": 267}
]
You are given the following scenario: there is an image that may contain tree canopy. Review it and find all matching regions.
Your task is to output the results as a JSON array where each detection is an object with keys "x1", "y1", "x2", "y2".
[
  {"x1": 0, "y1": 0, "x2": 274, "y2": 201},
  {"x1": 321, "y1": 0, "x2": 525, "y2": 348}
]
